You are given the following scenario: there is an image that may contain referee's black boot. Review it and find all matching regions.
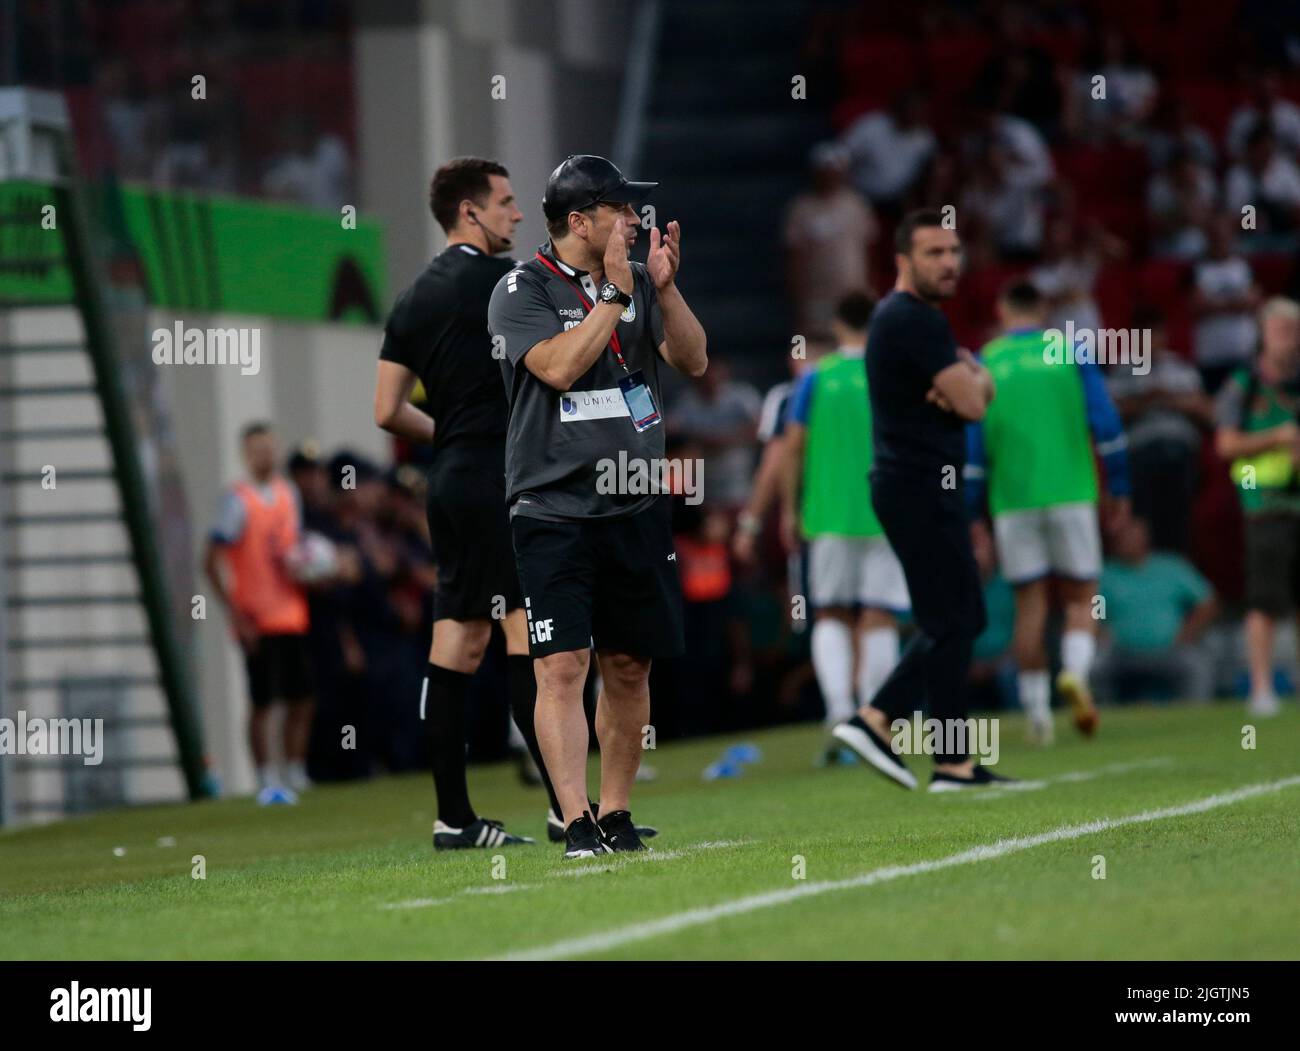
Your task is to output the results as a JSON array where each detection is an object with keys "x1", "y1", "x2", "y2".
[
  {"x1": 597, "y1": 809, "x2": 647, "y2": 852},
  {"x1": 433, "y1": 817, "x2": 536, "y2": 850}
]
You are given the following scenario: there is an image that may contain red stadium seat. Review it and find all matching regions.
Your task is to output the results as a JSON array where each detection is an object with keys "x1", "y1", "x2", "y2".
[
  {"x1": 1247, "y1": 253, "x2": 1295, "y2": 296},
  {"x1": 839, "y1": 34, "x2": 920, "y2": 109}
]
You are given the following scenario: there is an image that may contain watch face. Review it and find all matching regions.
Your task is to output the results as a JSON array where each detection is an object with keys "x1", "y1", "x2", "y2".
[{"x1": 601, "y1": 284, "x2": 617, "y2": 302}]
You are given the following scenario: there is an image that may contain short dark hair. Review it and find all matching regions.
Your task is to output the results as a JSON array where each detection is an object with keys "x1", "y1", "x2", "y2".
[
  {"x1": 429, "y1": 157, "x2": 508, "y2": 234},
  {"x1": 547, "y1": 204, "x2": 596, "y2": 241},
  {"x1": 999, "y1": 279, "x2": 1043, "y2": 313},
  {"x1": 241, "y1": 421, "x2": 272, "y2": 442},
  {"x1": 894, "y1": 208, "x2": 947, "y2": 254},
  {"x1": 834, "y1": 291, "x2": 876, "y2": 331}
]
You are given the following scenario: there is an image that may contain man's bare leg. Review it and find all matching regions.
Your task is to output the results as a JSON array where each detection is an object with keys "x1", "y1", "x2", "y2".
[
  {"x1": 593, "y1": 650, "x2": 652, "y2": 815},
  {"x1": 534, "y1": 647, "x2": 593, "y2": 825}
]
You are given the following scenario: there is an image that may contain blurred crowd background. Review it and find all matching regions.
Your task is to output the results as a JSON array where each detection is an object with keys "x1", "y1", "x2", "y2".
[{"x1": 8, "y1": 0, "x2": 1300, "y2": 785}]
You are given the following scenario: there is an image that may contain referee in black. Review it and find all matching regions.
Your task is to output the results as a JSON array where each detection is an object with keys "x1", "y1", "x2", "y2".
[
  {"x1": 833, "y1": 209, "x2": 1015, "y2": 790},
  {"x1": 488, "y1": 155, "x2": 707, "y2": 857},
  {"x1": 374, "y1": 156, "x2": 557, "y2": 849}
]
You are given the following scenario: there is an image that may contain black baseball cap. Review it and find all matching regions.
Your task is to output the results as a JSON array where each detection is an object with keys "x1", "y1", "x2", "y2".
[{"x1": 542, "y1": 155, "x2": 657, "y2": 221}]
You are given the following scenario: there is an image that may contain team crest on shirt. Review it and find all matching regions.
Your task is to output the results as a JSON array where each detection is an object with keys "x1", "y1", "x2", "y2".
[{"x1": 620, "y1": 298, "x2": 636, "y2": 324}]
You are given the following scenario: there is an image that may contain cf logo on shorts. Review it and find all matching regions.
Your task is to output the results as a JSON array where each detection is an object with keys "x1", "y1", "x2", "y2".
[{"x1": 524, "y1": 597, "x2": 553, "y2": 644}]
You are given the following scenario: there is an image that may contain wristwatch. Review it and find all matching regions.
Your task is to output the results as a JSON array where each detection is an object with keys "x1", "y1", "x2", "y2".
[{"x1": 599, "y1": 282, "x2": 632, "y2": 308}]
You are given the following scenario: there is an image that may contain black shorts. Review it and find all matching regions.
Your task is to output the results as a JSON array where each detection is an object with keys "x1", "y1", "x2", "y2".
[
  {"x1": 427, "y1": 443, "x2": 522, "y2": 620},
  {"x1": 1245, "y1": 512, "x2": 1300, "y2": 616},
  {"x1": 511, "y1": 499, "x2": 685, "y2": 659},
  {"x1": 245, "y1": 633, "x2": 312, "y2": 708}
]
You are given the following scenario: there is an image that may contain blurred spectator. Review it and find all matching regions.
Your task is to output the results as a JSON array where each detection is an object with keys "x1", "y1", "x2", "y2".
[
  {"x1": 1108, "y1": 308, "x2": 1213, "y2": 553},
  {"x1": 1030, "y1": 217, "x2": 1123, "y2": 333},
  {"x1": 783, "y1": 142, "x2": 878, "y2": 340},
  {"x1": 669, "y1": 362, "x2": 761, "y2": 509},
  {"x1": 664, "y1": 459, "x2": 754, "y2": 736},
  {"x1": 262, "y1": 115, "x2": 352, "y2": 208},
  {"x1": 964, "y1": 105, "x2": 1056, "y2": 191},
  {"x1": 1192, "y1": 214, "x2": 1261, "y2": 393},
  {"x1": 204, "y1": 423, "x2": 314, "y2": 800},
  {"x1": 959, "y1": 105, "x2": 1056, "y2": 259},
  {"x1": 1214, "y1": 296, "x2": 1300, "y2": 717},
  {"x1": 96, "y1": 58, "x2": 158, "y2": 181},
  {"x1": 1093, "y1": 517, "x2": 1217, "y2": 704},
  {"x1": 840, "y1": 90, "x2": 937, "y2": 212},
  {"x1": 1224, "y1": 123, "x2": 1300, "y2": 239},
  {"x1": 734, "y1": 346, "x2": 825, "y2": 567},
  {"x1": 1147, "y1": 148, "x2": 1218, "y2": 259},
  {"x1": 960, "y1": 143, "x2": 1048, "y2": 259},
  {"x1": 1226, "y1": 71, "x2": 1300, "y2": 159},
  {"x1": 1069, "y1": 29, "x2": 1158, "y2": 140},
  {"x1": 1146, "y1": 96, "x2": 1217, "y2": 172}
]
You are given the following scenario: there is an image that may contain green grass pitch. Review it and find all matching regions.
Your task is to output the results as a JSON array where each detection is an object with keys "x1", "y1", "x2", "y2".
[{"x1": 2, "y1": 703, "x2": 1298, "y2": 960}]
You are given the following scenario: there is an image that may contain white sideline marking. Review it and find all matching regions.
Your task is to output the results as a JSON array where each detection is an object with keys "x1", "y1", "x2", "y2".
[
  {"x1": 493, "y1": 775, "x2": 1300, "y2": 960},
  {"x1": 952, "y1": 757, "x2": 1174, "y2": 801},
  {"x1": 381, "y1": 882, "x2": 536, "y2": 911},
  {"x1": 551, "y1": 839, "x2": 755, "y2": 879}
]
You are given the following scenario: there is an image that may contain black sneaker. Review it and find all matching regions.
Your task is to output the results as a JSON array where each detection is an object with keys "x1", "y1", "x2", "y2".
[
  {"x1": 597, "y1": 809, "x2": 647, "y2": 852},
  {"x1": 433, "y1": 818, "x2": 535, "y2": 850},
  {"x1": 831, "y1": 715, "x2": 918, "y2": 790},
  {"x1": 549, "y1": 803, "x2": 659, "y2": 842},
  {"x1": 562, "y1": 811, "x2": 611, "y2": 859},
  {"x1": 927, "y1": 765, "x2": 1017, "y2": 793}
]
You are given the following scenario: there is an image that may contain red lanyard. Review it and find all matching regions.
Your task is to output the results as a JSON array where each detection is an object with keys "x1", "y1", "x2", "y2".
[{"x1": 534, "y1": 251, "x2": 628, "y2": 371}]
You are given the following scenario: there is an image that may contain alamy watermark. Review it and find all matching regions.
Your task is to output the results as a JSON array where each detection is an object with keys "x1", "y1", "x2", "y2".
[
  {"x1": 0, "y1": 710, "x2": 103, "y2": 765},
  {"x1": 891, "y1": 713, "x2": 1000, "y2": 765},
  {"x1": 1043, "y1": 321, "x2": 1149, "y2": 375},
  {"x1": 595, "y1": 451, "x2": 704, "y2": 505},
  {"x1": 152, "y1": 321, "x2": 261, "y2": 375}
]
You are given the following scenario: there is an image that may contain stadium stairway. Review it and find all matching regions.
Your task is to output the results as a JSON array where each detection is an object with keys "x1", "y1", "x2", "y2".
[
  {"x1": 0, "y1": 92, "x2": 206, "y2": 824},
  {"x1": 639, "y1": 0, "x2": 831, "y2": 384}
]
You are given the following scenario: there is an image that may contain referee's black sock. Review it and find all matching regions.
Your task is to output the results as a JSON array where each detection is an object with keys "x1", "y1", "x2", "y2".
[
  {"x1": 507, "y1": 654, "x2": 562, "y2": 819},
  {"x1": 422, "y1": 662, "x2": 476, "y2": 828}
]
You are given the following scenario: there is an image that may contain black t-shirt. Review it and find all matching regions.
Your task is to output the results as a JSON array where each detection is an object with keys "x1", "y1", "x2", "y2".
[
  {"x1": 487, "y1": 242, "x2": 666, "y2": 521},
  {"x1": 865, "y1": 289, "x2": 964, "y2": 477},
  {"x1": 379, "y1": 243, "x2": 515, "y2": 454}
]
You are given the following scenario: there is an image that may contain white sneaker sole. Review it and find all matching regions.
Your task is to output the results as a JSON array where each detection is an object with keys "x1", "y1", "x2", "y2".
[{"x1": 831, "y1": 722, "x2": 918, "y2": 790}]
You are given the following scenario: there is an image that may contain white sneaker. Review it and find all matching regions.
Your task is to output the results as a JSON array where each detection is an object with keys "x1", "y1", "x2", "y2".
[
  {"x1": 1247, "y1": 692, "x2": 1281, "y2": 717},
  {"x1": 285, "y1": 764, "x2": 312, "y2": 793},
  {"x1": 1026, "y1": 715, "x2": 1055, "y2": 746}
]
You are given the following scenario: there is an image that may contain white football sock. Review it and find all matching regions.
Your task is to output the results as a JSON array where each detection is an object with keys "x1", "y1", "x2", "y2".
[
  {"x1": 256, "y1": 765, "x2": 275, "y2": 790},
  {"x1": 858, "y1": 626, "x2": 899, "y2": 706},
  {"x1": 1018, "y1": 669, "x2": 1051, "y2": 723},
  {"x1": 1062, "y1": 629, "x2": 1097, "y2": 679},
  {"x1": 812, "y1": 618, "x2": 855, "y2": 725}
]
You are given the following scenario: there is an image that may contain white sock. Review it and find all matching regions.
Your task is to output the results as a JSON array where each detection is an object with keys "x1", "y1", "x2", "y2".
[
  {"x1": 858, "y1": 627, "x2": 899, "y2": 706},
  {"x1": 1062, "y1": 630, "x2": 1097, "y2": 679},
  {"x1": 812, "y1": 618, "x2": 855, "y2": 725},
  {"x1": 286, "y1": 760, "x2": 308, "y2": 785},
  {"x1": 1018, "y1": 669, "x2": 1051, "y2": 722},
  {"x1": 256, "y1": 765, "x2": 275, "y2": 790}
]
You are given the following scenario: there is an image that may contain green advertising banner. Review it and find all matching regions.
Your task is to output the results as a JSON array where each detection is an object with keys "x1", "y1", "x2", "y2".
[{"x1": 0, "y1": 180, "x2": 386, "y2": 324}]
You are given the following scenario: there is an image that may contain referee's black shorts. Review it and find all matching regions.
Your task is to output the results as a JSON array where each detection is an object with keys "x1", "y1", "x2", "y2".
[
  {"x1": 426, "y1": 441, "x2": 522, "y2": 620},
  {"x1": 510, "y1": 498, "x2": 685, "y2": 659}
]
